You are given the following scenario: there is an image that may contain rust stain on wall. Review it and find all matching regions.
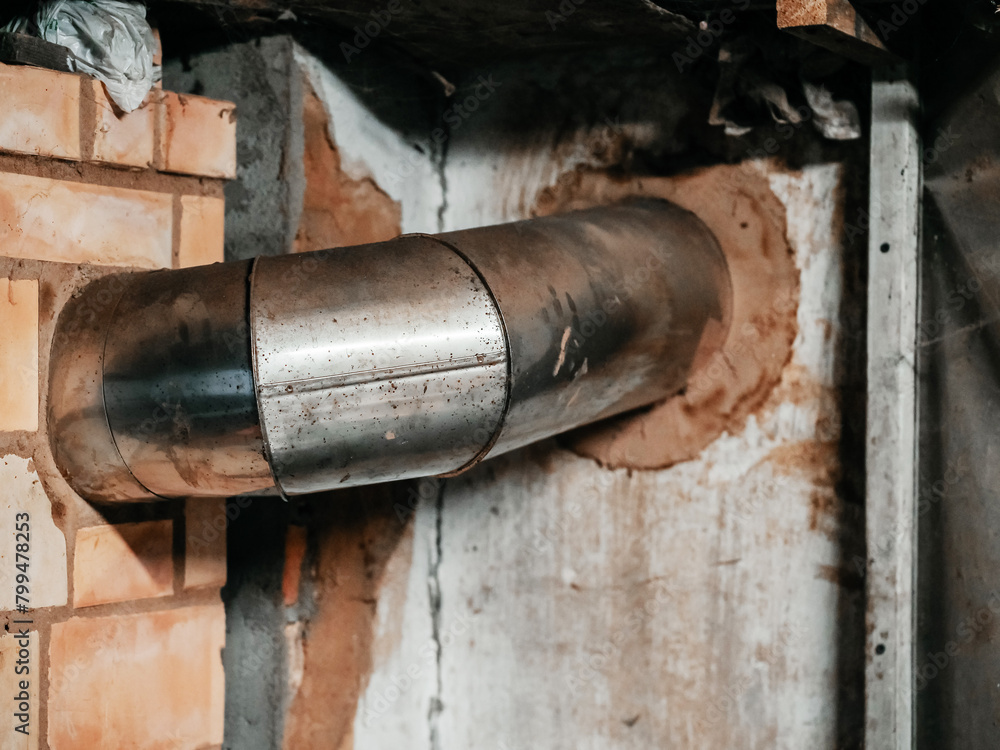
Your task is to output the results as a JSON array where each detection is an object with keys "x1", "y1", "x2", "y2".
[
  {"x1": 282, "y1": 487, "x2": 413, "y2": 750},
  {"x1": 534, "y1": 165, "x2": 800, "y2": 470},
  {"x1": 767, "y1": 440, "x2": 839, "y2": 484},
  {"x1": 767, "y1": 439, "x2": 842, "y2": 536},
  {"x1": 283, "y1": 525, "x2": 309, "y2": 607},
  {"x1": 294, "y1": 81, "x2": 402, "y2": 253}
]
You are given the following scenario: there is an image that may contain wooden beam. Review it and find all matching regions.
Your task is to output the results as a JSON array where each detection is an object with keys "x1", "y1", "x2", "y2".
[
  {"x1": 777, "y1": 0, "x2": 900, "y2": 66},
  {"x1": 0, "y1": 33, "x2": 72, "y2": 72}
]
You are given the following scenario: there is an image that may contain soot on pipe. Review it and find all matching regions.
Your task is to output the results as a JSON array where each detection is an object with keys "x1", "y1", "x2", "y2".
[{"x1": 48, "y1": 199, "x2": 731, "y2": 502}]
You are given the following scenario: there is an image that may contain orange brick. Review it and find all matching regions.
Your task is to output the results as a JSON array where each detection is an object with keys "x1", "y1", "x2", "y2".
[
  {"x1": 48, "y1": 605, "x2": 225, "y2": 749},
  {"x1": 0, "y1": 279, "x2": 38, "y2": 432},
  {"x1": 0, "y1": 63, "x2": 80, "y2": 160},
  {"x1": 0, "y1": 629, "x2": 38, "y2": 750},
  {"x1": 0, "y1": 454, "x2": 68, "y2": 609},
  {"x1": 158, "y1": 91, "x2": 237, "y2": 179},
  {"x1": 87, "y1": 80, "x2": 155, "y2": 169},
  {"x1": 0, "y1": 172, "x2": 172, "y2": 268},
  {"x1": 73, "y1": 521, "x2": 174, "y2": 608},
  {"x1": 178, "y1": 195, "x2": 225, "y2": 267},
  {"x1": 184, "y1": 498, "x2": 227, "y2": 590}
]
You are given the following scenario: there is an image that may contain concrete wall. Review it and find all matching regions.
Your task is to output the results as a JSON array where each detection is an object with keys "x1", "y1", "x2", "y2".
[
  {"x1": 349, "y1": 60, "x2": 867, "y2": 750},
  {"x1": 166, "y1": 37, "x2": 867, "y2": 750}
]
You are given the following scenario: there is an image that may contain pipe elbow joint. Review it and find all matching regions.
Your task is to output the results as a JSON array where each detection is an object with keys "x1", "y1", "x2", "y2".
[{"x1": 48, "y1": 199, "x2": 731, "y2": 502}]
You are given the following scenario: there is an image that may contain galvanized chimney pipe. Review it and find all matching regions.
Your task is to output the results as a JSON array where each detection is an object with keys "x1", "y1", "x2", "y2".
[{"x1": 48, "y1": 199, "x2": 731, "y2": 502}]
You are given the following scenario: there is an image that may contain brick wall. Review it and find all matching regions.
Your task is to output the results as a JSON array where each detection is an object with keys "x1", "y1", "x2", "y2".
[{"x1": 0, "y1": 58, "x2": 237, "y2": 750}]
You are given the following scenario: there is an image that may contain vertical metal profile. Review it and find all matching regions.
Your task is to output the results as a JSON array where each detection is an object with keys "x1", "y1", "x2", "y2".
[{"x1": 865, "y1": 65, "x2": 921, "y2": 750}]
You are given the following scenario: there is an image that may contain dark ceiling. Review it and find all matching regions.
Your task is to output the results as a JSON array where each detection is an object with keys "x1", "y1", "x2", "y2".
[
  {"x1": 4, "y1": 0, "x2": 997, "y2": 121},
  {"x1": 146, "y1": 0, "x2": 999, "y2": 74},
  {"x1": 150, "y1": 0, "x2": 777, "y2": 69}
]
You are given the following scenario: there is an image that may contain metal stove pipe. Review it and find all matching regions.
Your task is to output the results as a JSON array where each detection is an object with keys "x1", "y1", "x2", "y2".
[{"x1": 48, "y1": 199, "x2": 731, "y2": 502}]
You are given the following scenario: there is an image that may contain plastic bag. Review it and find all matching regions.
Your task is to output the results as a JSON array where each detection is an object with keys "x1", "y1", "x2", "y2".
[{"x1": 4, "y1": 1, "x2": 159, "y2": 112}]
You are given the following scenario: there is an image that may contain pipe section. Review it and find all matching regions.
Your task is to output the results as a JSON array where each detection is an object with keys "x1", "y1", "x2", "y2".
[{"x1": 48, "y1": 199, "x2": 731, "y2": 502}]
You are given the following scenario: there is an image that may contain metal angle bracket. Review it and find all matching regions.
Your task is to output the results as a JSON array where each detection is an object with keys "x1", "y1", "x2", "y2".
[{"x1": 865, "y1": 64, "x2": 921, "y2": 750}]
